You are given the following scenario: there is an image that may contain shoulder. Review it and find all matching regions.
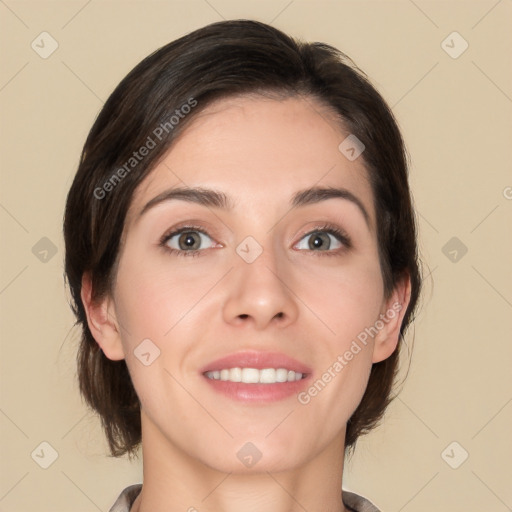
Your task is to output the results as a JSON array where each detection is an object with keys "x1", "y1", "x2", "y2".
[
  {"x1": 342, "y1": 489, "x2": 382, "y2": 512},
  {"x1": 108, "y1": 484, "x2": 142, "y2": 512}
]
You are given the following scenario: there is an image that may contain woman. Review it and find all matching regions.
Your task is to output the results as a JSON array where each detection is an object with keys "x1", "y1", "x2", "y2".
[{"x1": 64, "y1": 19, "x2": 421, "y2": 512}]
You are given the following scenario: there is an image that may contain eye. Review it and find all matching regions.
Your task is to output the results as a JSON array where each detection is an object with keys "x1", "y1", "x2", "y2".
[
  {"x1": 159, "y1": 222, "x2": 351, "y2": 258},
  {"x1": 160, "y1": 226, "x2": 216, "y2": 257},
  {"x1": 295, "y1": 224, "x2": 351, "y2": 253}
]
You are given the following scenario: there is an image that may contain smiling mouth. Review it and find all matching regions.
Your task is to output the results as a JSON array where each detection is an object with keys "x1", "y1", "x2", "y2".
[{"x1": 204, "y1": 367, "x2": 307, "y2": 384}]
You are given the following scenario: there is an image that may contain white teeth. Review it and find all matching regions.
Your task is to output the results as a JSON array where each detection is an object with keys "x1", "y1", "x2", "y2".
[
  {"x1": 260, "y1": 368, "x2": 276, "y2": 383},
  {"x1": 229, "y1": 367, "x2": 242, "y2": 382},
  {"x1": 242, "y1": 368, "x2": 260, "y2": 383},
  {"x1": 205, "y1": 367, "x2": 304, "y2": 384},
  {"x1": 276, "y1": 368, "x2": 288, "y2": 382}
]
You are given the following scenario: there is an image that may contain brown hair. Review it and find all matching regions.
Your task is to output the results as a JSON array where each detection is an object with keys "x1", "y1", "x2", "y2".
[{"x1": 64, "y1": 19, "x2": 421, "y2": 458}]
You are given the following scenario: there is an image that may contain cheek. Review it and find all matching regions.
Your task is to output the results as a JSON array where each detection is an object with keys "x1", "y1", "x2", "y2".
[
  {"x1": 294, "y1": 254, "x2": 383, "y2": 409},
  {"x1": 113, "y1": 255, "x2": 215, "y2": 343},
  {"x1": 298, "y1": 255, "x2": 384, "y2": 344},
  {"x1": 114, "y1": 240, "x2": 385, "y2": 357}
]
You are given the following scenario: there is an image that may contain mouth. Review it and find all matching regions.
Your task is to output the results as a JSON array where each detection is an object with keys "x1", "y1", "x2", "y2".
[
  {"x1": 200, "y1": 350, "x2": 312, "y2": 402},
  {"x1": 204, "y1": 367, "x2": 307, "y2": 384}
]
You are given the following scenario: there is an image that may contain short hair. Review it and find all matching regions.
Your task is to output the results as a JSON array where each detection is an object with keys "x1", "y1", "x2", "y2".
[{"x1": 63, "y1": 19, "x2": 421, "y2": 458}]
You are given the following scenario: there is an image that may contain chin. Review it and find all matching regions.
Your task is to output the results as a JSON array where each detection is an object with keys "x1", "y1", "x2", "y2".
[{"x1": 198, "y1": 436, "x2": 307, "y2": 475}]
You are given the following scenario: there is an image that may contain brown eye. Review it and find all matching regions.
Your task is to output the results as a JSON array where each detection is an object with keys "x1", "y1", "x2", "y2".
[
  {"x1": 307, "y1": 232, "x2": 332, "y2": 250},
  {"x1": 177, "y1": 231, "x2": 202, "y2": 250},
  {"x1": 162, "y1": 228, "x2": 215, "y2": 253},
  {"x1": 295, "y1": 229, "x2": 346, "y2": 252}
]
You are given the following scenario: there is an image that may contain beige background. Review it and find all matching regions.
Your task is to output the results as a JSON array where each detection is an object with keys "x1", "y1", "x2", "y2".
[{"x1": 1, "y1": 1, "x2": 511, "y2": 511}]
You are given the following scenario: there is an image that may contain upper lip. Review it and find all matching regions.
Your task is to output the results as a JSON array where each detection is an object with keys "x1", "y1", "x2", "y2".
[{"x1": 200, "y1": 350, "x2": 312, "y2": 375}]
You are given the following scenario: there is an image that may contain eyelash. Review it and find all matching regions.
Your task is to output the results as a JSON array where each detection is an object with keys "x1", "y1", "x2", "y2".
[{"x1": 159, "y1": 222, "x2": 352, "y2": 258}]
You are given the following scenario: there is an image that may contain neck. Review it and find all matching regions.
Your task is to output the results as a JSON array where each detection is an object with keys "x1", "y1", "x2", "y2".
[{"x1": 130, "y1": 412, "x2": 350, "y2": 512}]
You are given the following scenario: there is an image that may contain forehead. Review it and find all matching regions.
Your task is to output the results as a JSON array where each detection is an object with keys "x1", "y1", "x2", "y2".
[{"x1": 126, "y1": 94, "x2": 374, "y2": 227}]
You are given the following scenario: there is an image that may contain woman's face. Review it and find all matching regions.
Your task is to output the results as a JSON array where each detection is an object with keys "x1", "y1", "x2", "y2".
[{"x1": 98, "y1": 95, "x2": 405, "y2": 472}]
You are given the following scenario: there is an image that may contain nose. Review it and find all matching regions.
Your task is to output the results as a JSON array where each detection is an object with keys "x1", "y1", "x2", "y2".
[{"x1": 222, "y1": 242, "x2": 300, "y2": 331}]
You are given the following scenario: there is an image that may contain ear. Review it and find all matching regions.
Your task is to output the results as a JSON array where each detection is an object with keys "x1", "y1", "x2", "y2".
[
  {"x1": 80, "y1": 272, "x2": 125, "y2": 361},
  {"x1": 372, "y1": 273, "x2": 412, "y2": 363}
]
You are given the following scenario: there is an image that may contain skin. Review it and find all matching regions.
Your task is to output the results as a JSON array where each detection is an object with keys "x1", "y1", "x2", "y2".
[{"x1": 82, "y1": 95, "x2": 411, "y2": 512}]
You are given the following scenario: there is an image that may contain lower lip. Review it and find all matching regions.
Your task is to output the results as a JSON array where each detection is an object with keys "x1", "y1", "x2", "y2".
[{"x1": 202, "y1": 374, "x2": 311, "y2": 403}]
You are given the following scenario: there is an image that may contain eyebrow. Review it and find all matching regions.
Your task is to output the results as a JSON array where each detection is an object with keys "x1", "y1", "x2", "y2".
[{"x1": 137, "y1": 185, "x2": 371, "y2": 228}]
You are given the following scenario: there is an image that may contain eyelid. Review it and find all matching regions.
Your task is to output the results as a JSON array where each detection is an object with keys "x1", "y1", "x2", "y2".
[
  {"x1": 159, "y1": 224, "x2": 219, "y2": 247},
  {"x1": 294, "y1": 222, "x2": 352, "y2": 251},
  {"x1": 159, "y1": 221, "x2": 352, "y2": 256}
]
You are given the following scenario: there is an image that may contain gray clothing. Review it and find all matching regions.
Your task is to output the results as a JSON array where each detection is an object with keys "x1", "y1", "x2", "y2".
[{"x1": 109, "y1": 483, "x2": 381, "y2": 512}]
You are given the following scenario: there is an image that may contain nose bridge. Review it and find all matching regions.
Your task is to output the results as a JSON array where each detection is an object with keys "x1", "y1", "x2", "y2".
[{"x1": 222, "y1": 234, "x2": 299, "y2": 329}]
